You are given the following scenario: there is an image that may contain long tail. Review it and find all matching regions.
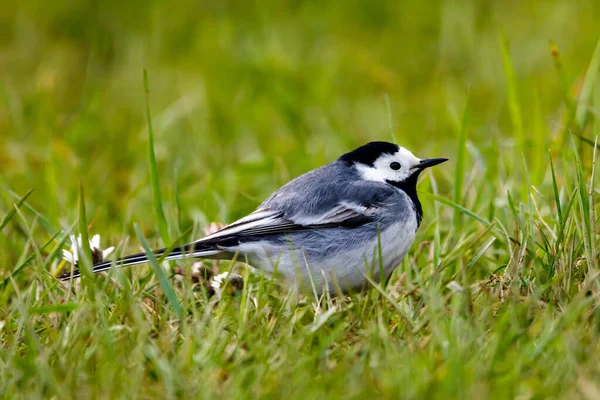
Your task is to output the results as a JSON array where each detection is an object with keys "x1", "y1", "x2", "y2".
[{"x1": 58, "y1": 242, "x2": 223, "y2": 281}]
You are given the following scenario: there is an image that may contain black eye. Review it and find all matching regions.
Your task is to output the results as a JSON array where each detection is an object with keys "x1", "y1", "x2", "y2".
[{"x1": 390, "y1": 162, "x2": 401, "y2": 170}]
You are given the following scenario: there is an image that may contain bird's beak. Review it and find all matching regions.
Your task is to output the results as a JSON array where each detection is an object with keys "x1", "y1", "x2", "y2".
[{"x1": 417, "y1": 158, "x2": 448, "y2": 169}]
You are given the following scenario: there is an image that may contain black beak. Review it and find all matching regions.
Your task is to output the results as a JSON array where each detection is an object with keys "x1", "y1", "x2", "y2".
[{"x1": 417, "y1": 158, "x2": 448, "y2": 169}]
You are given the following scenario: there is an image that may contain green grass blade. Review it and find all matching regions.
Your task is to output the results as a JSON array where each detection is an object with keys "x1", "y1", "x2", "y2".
[
  {"x1": 134, "y1": 223, "x2": 182, "y2": 319},
  {"x1": 135, "y1": 225, "x2": 194, "y2": 298},
  {"x1": 144, "y1": 69, "x2": 170, "y2": 245},
  {"x1": 549, "y1": 41, "x2": 577, "y2": 149},
  {"x1": 522, "y1": 154, "x2": 535, "y2": 249},
  {"x1": 550, "y1": 41, "x2": 575, "y2": 110},
  {"x1": 360, "y1": 270, "x2": 415, "y2": 332},
  {"x1": 531, "y1": 95, "x2": 546, "y2": 183},
  {"x1": 157, "y1": 225, "x2": 193, "y2": 265},
  {"x1": 77, "y1": 182, "x2": 93, "y2": 276},
  {"x1": 506, "y1": 190, "x2": 518, "y2": 218},
  {"x1": 3, "y1": 187, "x2": 57, "y2": 235},
  {"x1": 486, "y1": 138, "x2": 499, "y2": 222},
  {"x1": 422, "y1": 191, "x2": 492, "y2": 227},
  {"x1": 570, "y1": 135, "x2": 593, "y2": 277},
  {"x1": 47, "y1": 221, "x2": 78, "y2": 276},
  {"x1": 453, "y1": 92, "x2": 469, "y2": 229},
  {"x1": 575, "y1": 38, "x2": 600, "y2": 130},
  {"x1": 466, "y1": 236, "x2": 497, "y2": 271},
  {"x1": 549, "y1": 152, "x2": 562, "y2": 223},
  {"x1": 574, "y1": 132, "x2": 600, "y2": 149},
  {"x1": 30, "y1": 303, "x2": 79, "y2": 315},
  {"x1": 1, "y1": 227, "x2": 63, "y2": 289},
  {"x1": 429, "y1": 172, "x2": 441, "y2": 273},
  {"x1": 588, "y1": 135, "x2": 598, "y2": 272},
  {"x1": 500, "y1": 32, "x2": 524, "y2": 148},
  {"x1": 174, "y1": 167, "x2": 182, "y2": 233},
  {"x1": 0, "y1": 188, "x2": 34, "y2": 232},
  {"x1": 384, "y1": 94, "x2": 397, "y2": 143},
  {"x1": 377, "y1": 226, "x2": 385, "y2": 288}
]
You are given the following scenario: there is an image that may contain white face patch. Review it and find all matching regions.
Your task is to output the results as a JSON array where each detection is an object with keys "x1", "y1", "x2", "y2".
[{"x1": 355, "y1": 146, "x2": 422, "y2": 184}]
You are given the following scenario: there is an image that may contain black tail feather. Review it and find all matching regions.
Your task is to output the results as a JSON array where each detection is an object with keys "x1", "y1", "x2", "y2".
[{"x1": 57, "y1": 242, "x2": 221, "y2": 281}]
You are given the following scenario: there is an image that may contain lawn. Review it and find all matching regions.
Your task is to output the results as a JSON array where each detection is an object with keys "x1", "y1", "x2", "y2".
[{"x1": 1, "y1": 0, "x2": 600, "y2": 398}]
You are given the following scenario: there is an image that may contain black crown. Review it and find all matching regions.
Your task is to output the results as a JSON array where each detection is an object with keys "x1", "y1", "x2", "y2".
[{"x1": 339, "y1": 141, "x2": 399, "y2": 167}]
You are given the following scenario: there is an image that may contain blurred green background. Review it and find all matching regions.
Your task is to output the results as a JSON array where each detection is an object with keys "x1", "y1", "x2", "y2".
[
  {"x1": 3, "y1": 2, "x2": 600, "y2": 397},
  {"x1": 1, "y1": 0, "x2": 599, "y2": 251}
]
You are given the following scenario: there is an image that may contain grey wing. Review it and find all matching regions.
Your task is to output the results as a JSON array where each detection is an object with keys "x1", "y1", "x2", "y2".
[
  {"x1": 193, "y1": 176, "x2": 399, "y2": 245},
  {"x1": 194, "y1": 204, "x2": 370, "y2": 245},
  {"x1": 258, "y1": 161, "x2": 399, "y2": 219}
]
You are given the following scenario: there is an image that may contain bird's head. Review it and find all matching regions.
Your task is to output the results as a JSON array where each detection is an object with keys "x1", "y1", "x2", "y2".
[{"x1": 339, "y1": 141, "x2": 447, "y2": 188}]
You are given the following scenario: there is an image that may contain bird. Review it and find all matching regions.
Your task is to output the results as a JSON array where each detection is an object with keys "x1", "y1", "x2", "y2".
[{"x1": 58, "y1": 141, "x2": 447, "y2": 295}]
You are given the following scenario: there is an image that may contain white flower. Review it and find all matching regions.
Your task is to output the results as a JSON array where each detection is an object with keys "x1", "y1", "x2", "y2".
[
  {"x1": 446, "y1": 280, "x2": 464, "y2": 293},
  {"x1": 210, "y1": 271, "x2": 257, "y2": 306},
  {"x1": 210, "y1": 271, "x2": 232, "y2": 291},
  {"x1": 62, "y1": 234, "x2": 115, "y2": 265}
]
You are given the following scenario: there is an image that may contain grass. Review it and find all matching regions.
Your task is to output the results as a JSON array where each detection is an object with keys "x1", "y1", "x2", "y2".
[{"x1": 2, "y1": 0, "x2": 600, "y2": 398}]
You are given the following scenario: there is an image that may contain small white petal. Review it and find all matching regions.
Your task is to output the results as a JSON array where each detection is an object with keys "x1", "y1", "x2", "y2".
[
  {"x1": 447, "y1": 281, "x2": 464, "y2": 293},
  {"x1": 102, "y1": 247, "x2": 115, "y2": 258},
  {"x1": 90, "y1": 234, "x2": 101, "y2": 249},
  {"x1": 191, "y1": 262, "x2": 204, "y2": 274},
  {"x1": 210, "y1": 272, "x2": 230, "y2": 290},
  {"x1": 65, "y1": 233, "x2": 115, "y2": 266},
  {"x1": 62, "y1": 250, "x2": 77, "y2": 264},
  {"x1": 69, "y1": 235, "x2": 79, "y2": 254}
]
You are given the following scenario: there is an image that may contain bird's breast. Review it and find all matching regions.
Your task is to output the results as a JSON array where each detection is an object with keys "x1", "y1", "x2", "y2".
[{"x1": 377, "y1": 217, "x2": 418, "y2": 270}]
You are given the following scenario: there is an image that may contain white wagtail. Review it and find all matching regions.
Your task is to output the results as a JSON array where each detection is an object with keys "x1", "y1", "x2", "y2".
[{"x1": 59, "y1": 142, "x2": 447, "y2": 294}]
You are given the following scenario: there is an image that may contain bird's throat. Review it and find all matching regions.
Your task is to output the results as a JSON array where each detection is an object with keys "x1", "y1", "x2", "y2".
[{"x1": 385, "y1": 173, "x2": 423, "y2": 226}]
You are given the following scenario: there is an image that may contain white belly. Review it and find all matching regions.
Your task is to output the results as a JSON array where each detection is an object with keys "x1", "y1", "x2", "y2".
[{"x1": 238, "y1": 218, "x2": 418, "y2": 294}]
